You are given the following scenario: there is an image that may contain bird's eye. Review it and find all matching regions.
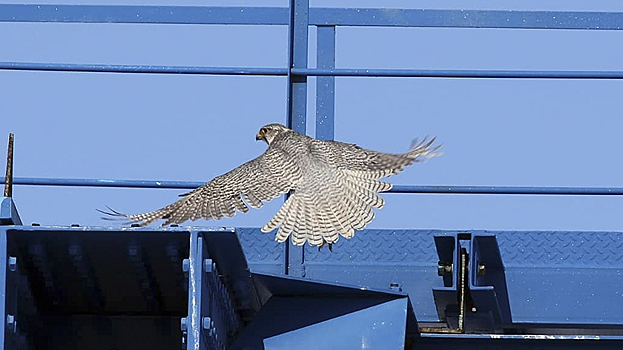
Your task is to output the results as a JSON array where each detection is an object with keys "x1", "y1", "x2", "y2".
[{"x1": 261, "y1": 128, "x2": 268, "y2": 134}]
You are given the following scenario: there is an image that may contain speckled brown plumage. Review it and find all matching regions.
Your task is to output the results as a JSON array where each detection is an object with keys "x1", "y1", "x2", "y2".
[{"x1": 101, "y1": 123, "x2": 441, "y2": 247}]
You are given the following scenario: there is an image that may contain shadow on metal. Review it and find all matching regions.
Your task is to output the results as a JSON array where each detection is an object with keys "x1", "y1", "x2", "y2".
[{"x1": 233, "y1": 273, "x2": 412, "y2": 350}]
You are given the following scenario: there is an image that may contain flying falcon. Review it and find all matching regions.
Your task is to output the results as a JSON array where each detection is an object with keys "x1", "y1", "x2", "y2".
[{"x1": 102, "y1": 123, "x2": 441, "y2": 248}]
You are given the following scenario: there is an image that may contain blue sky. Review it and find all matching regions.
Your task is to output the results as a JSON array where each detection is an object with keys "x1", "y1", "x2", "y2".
[{"x1": 1, "y1": 0, "x2": 623, "y2": 235}]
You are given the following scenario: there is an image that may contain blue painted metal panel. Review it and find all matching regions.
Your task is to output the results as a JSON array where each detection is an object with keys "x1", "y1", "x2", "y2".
[
  {"x1": 0, "y1": 198, "x2": 22, "y2": 225},
  {"x1": 260, "y1": 297, "x2": 408, "y2": 350},
  {"x1": 0, "y1": 223, "x2": 619, "y2": 347},
  {"x1": 414, "y1": 334, "x2": 623, "y2": 350},
  {"x1": 496, "y1": 231, "x2": 623, "y2": 326},
  {"x1": 5, "y1": 178, "x2": 623, "y2": 196},
  {"x1": 315, "y1": 26, "x2": 336, "y2": 141},
  {"x1": 0, "y1": 230, "x2": 7, "y2": 349},
  {"x1": 292, "y1": 229, "x2": 623, "y2": 328},
  {"x1": 469, "y1": 235, "x2": 512, "y2": 329},
  {"x1": 232, "y1": 272, "x2": 411, "y2": 350},
  {"x1": 301, "y1": 229, "x2": 443, "y2": 323},
  {"x1": 238, "y1": 228, "x2": 284, "y2": 275},
  {"x1": 2, "y1": 5, "x2": 623, "y2": 31},
  {"x1": 0, "y1": 225, "x2": 191, "y2": 349}
]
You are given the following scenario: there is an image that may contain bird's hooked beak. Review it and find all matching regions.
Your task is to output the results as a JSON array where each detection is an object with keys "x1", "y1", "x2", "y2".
[{"x1": 256, "y1": 128, "x2": 266, "y2": 142}]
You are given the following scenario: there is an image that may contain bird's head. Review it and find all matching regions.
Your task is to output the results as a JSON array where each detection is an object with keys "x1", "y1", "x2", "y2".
[{"x1": 256, "y1": 123, "x2": 290, "y2": 144}]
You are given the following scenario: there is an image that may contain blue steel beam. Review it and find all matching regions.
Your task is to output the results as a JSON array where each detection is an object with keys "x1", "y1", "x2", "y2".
[
  {"x1": 0, "y1": 5, "x2": 288, "y2": 25},
  {"x1": 298, "y1": 228, "x2": 623, "y2": 328},
  {"x1": 315, "y1": 26, "x2": 336, "y2": 141},
  {"x1": 4, "y1": 177, "x2": 623, "y2": 196},
  {"x1": 1, "y1": 5, "x2": 623, "y2": 30},
  {"x1": 286, "y1": 0, "x2": 309, "y2": 133},
  {"x1": 285, "y1": 0, "x2": 309, "y2": 278},
  {"x1": 311, "y1": 8, "x2": 623, "y2": 30}
]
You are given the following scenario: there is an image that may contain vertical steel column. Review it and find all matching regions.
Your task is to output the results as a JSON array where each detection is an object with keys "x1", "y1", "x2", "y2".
[
  {"x1": 285, "y1": 0, "x2": 309, "y2": 277},
  {"x1": 315, "y1": 26, "x2": 336, "y2": 141},
  {"x1": 286, "y1": 0, "x2": 309, "y2": 133}
]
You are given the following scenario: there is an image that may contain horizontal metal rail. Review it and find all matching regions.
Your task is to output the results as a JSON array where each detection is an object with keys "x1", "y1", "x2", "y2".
[
  {"x1": 1, "y1": 5, "x2": 623, "y2": 30},
  {"x1": 293, "y1": 68, "x2": 623, "y2": 79},
  {"x1": 3, "y1": 177, "x2": 623, "y2": 195},
  {"x1": 3, "y1": 62, "x2": 623, "y2": 80},
  {"x1": 0, "y1": 62, "x2": 288, "y2": 76}
]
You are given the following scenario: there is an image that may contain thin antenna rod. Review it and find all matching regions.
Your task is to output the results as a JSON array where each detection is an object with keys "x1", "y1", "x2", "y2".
[{"x1": 4, "y1": 133, "x2": 14, "y2": 197}]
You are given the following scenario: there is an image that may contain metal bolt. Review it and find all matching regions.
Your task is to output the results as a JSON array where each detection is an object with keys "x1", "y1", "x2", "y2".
[
  {"x1": 8, "y1": 256, "x2": 17, "y2": 272},
  {"x1": 70, "y1": 223, "x2": 80, "y2": 227},
  {"x1": 204, "y1": 259, "x2": 216, "y2": 273},
  {"x1": 180, "y1": 317, "x2": 188, "y2": 332},
  {"x1": 437, "y1": 261, "x2": 453, "y2": 276},
  {"x1": 182, "y1": 259, "x2": 190, "y2": 272},
  {"x1": 389, "y1": 282, "x2": 402, "y2": 291},
  {"x1": 181, "y1": 334, "x2": 187, "y2": 350},
  {"x1": 6, "y1": 314, "x2": 16, "y2": 333},
  {"x1": 202, "y1": 316, "x2": 212, "y2": 330},
  {"x1": 477, "y1": 262, "x2": 486, "y2": 276}
]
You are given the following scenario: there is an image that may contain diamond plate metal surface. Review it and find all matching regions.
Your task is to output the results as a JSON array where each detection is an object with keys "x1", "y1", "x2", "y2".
[
  {"x1": 490, "y1": 231, "x2": 623, "y2": 266},
  {"x1": 305, "y1": 229, "x2": 444, "y2": 263},
  {"x1": 237, "y1": 228, "x2": 284, "y2": 274}
]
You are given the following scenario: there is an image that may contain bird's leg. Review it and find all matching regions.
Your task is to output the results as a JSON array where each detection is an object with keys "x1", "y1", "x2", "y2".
[
  {"x1": 317, "y1": 239, "x2": 333, "y2": 252},
  {"x1": 318, "y1": 240, "x2": 325, "y2": 251}
]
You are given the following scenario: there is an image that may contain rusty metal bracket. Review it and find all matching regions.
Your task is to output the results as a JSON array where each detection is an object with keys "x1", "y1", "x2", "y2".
[
  {"x1": 4, "y1": 133, "x2": 14, "y2": 198},
  {"x1": 1, "y1": 134, "x2": 22, "y2": 226}
]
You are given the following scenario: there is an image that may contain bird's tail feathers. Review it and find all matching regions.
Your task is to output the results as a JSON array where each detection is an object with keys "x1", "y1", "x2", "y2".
[
  {"x1": 408, "y1": 136, "x2": 443, "y2": 161},
  {"x1": 97, "y1": 206, "x2": 140, "y2": 225},
  {"x1": 97, "y1": 205, "x2": 167, "y2": 226}
]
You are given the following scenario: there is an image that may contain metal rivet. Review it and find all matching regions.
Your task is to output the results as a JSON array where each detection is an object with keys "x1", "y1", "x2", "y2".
[{"x1": 477, "y1": 262, "x2": 486, "y2": 276}]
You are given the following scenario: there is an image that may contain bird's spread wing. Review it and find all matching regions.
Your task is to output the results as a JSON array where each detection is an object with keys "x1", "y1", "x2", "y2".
[
  {"x1": 315, "y1": 137, "x2": 442, "y2": 178},
  {"x1": 101, "y1": 147, "x2": 301, "y2": 226},
  {"x1": 262, "y1": 137, "x2": 441, "y2": 246}
]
